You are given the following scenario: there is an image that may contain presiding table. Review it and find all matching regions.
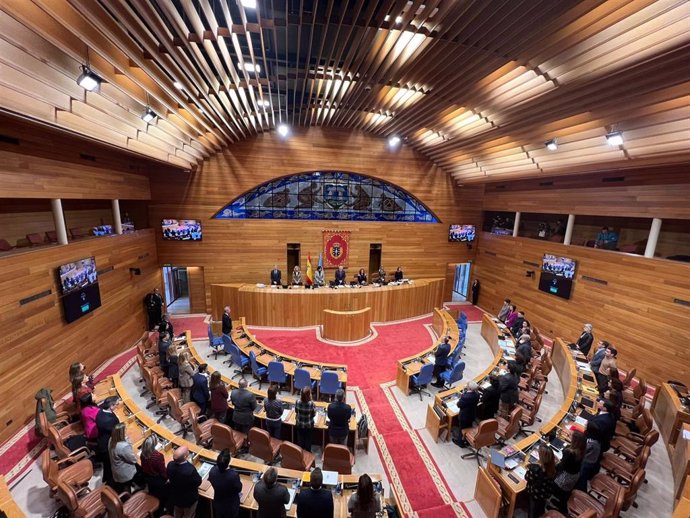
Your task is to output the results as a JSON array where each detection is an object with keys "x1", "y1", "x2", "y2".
[{"x1": 211, "y1": 278, "x2": 445, "y2": 327}]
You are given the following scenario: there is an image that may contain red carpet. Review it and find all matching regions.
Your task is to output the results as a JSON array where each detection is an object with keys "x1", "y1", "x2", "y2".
[
  {"x1": 444, "y1": 303, "x2": 485, "y2": 322},
  {"x1": 171, "y1": 315, "x2": 209, "y2": 340},
  {"x1": 250, "y1": 315, "x2": 458, "y2": 515}
]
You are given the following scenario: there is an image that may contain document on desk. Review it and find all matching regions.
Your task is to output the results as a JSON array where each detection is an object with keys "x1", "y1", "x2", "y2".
[
  {"x1": 321, "y1": 470, "x2": 339, "y2": 486},
  {"x1": 513, "y1": 466, "x2": 526, "y2": 479},
  {"x1": 285, "y1": 488, "x2": 296, "y2": 510},
  {"x1": 446, "y1": 400, "x2": 459, "y2": 414},
  {"x1": 281, "y1": 409, "x2": 291, "y2": 421}
]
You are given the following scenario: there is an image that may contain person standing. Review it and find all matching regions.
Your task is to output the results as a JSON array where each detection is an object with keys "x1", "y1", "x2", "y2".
[
  {"x1": 590, "y1": 341, "x2": 608, "y2": 391},
  {"x1": 504, "y1": 305, "x2": 518, "y2": 329},
  {"x1": 498, "y1": 363, "x2": 520, "y2": 418},
  {"x1": 292, "y1": 265, "x2": 303, "y2": 286},
  {"x1": 497, "y1": 298, "x2": 511, "y2": 322},
  {"x1": 178, "y1": 353, "x2": 195, "y2": 403},
  {"x1": 356, "y1": 268, "x2": 367, "y2": 285},
  {"x1": 144, "y1": 288, "x2": 164, "y2": 331},
  {"x1": 334, "y1": 265, "x2": 346, "y2": 286},
  {"x1": 253, "y1": 467, "x2": 289, "y2": 518},
  {"x1": 270, "y1": 265, "x2": 282, "y2": 286},
  {"x1": 394, "y1": 266, "x2": 404, "y2": 282},
  {"x1": 347, "y1": 474, "x2": 381, "y2": 518},
  {"x1": 158, "y1": 314, "x2": 174, "y2": 339},
  {"x1": 431, "y1": 337, "x2": 451, "y2": 388},
  {"x1": 190, "y1": 364, "x2": 210, "y2": 415},
  {"x1": 263, "y1": 384, "x2": 283, "y2": 439},
  {"x1": 295, "y1": 468, "x2": 334, "y2": 518},
  {"x1": 295, "y1": 387, "x2": 316, "y2": 452},
  {"x1": 208, "y1": 449, "x2": 242, "y2": 518},
  {"x1": 577, "y1": 422, "x2": 602, "y2": 491},
  {"x1": 510, "y1": 311, "x2": 526, "y2": 337},
  {"x1": 167, "y1": 446, "x2": 202, "y2": 518},
  {"x1": 140, "y1": 435, "x2": 169, "y2": 514},
  {"x1": 209, "y1": 371, "x2": 229, "y2": 423},
  {"x1": 597, "y1": 346, "x2": 618, "y2": 396},
  {"x1": 453, "y1": 381, "x2": 481, "y2": 447},
  {"x1": 313, "y1": 266, "x2": 325, "y2": 287},
  {"x1": 327, "y1": 389, "x2": 352, "y2": 445},
  {"x1": 477, "y1": 375, "x2": 500, "y2": 420},
  {"x1": 525, "y1": 444, "x2": 556, "y2": 518},
  {"x1": 158, "y1": 332, "x2": 172, "y2": 379},
  {"x1": 79, "y1": 394, "x2": 100, "y2": 441},
  {"x1": 96, "y1": 396, "x2": 120, "y2": 484},
  {"x1": 471, "y1": 279, "x2": 480, "y2": 305},
  {"x1": 222, "y1": 306, "x2": 233, "y2": 335},
  {"x1": 575, "y1": 324, "x2": 594, "y2": 357},
  {"x1": 109, "y1": 422, "x2": 143, "y2": 492},
  {"x1": 377, "y1": 266, "x2": 386, "y2": 283},
  {"x1": 230, "y1": 378, "x2": 257, "y2": 433},
  {"x1": 553, "y1": 447, "x2": 582, "y2": 513}
]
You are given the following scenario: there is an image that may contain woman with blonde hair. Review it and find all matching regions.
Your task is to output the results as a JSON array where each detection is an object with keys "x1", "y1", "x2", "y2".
[
  {"x1": 109, "y1": 422, "x2": 142, "y2": 492},
  {"x1": 178, "y1": 352, "x2": 195, "y2": 403},
  {"x1": 140, "y1": 435, "x2": 169, "y2": 513}
]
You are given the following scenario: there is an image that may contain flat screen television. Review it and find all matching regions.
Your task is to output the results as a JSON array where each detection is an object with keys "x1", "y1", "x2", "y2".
[
  {"x1": 162, "y1": 219, "x2": 202, "y2": 241},
  {"x1": 449, "y1": 224, "x2": 476, "y2": 242},
  {"x1": 58, "y1": 257, "x2": 101, "y2": 323},
  {"x1": 538, "y1": 254, "x2": 576, "y2": 299}
]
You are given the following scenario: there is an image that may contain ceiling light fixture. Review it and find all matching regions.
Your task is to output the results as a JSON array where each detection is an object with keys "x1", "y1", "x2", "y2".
[
  {"x1": 238, "y1": 61, "x2": 260, "y2": 73},
  {"x1": 141, "y1": 107, "x2": 156, "y2": 123},
  {"x1": 173, "y1": 81, "x2": 184, "y2": 90},
  {"x1": 606, "y1": 131, "x2": 624, "y2": 146},
  {"x1": 395, "y1": 16, "x2": 403, "y2": 24},
  {"x1": 545, "y1": 138, "x2": 558, "y2": 151},
  {"x1": 258, "y1": 99, "x2": 270, "y2": 108},
  {"x1": 241, "y1": 0, "x2": 257, "y2": 8},
  {"x1": 76, "y1": 65, "x2": 102, "y2": 92},
  {"x1": 277, "y1": 123, "x2": 289, "y2": 137},
  {"x1": 388, "y1": 135, "x2": 401, "y2": 148}
]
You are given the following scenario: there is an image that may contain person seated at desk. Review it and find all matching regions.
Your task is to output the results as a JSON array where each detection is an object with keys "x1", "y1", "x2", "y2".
[
  {"x1": 347, "y1": 474, "x2": 381, "y2": 518},
  {"x1": 167, "y1": 446, "x2": 202, "y2": 518},
  {"x1": 270, "y1": 264, "x2": 282, "y2": 285},
  {"x1": 504, "y1": 304, "x2": 518, "y2": 328},
  {"x1": 327, "y1": 389, "x2": 352, "y2": 445},
  {"x1": 497, "y1": 298, "x2": 511, "y2": 322},
  {"x1": 222, "y1": 306, "x2": 233, "y2": 335},
  {"x1": 190, "y1": 363, "x2": 211, "y2": 415},
  {"x1": 209, "y1": 448, "x2": 242, "y2": 518},
  {"x1": 253, "y1": 467, "x2": 290, "y2": 518},
  {"x1": 295, "y1": 467, "x2": 334, "y2": 518},
  {"x1": 314, "y1": 265, "x2": 325, "y2": 287},
  {"x1": 574, "y1": 323, "x2": 594, "y2": 357},
  {"x1": 292, "y1": 265, "x2": 303, "y2": 286},
  {"x1": 477, "y1": 375, "x2": 500, "y2": 420},
  {"x1": 595, "y1": 226, "x2": 618, "y2": 250},
  {"x1": 431, "y1": 336, "x2": 452, "y2": 388},
  {"x1": 499, "y1": 362, "x2": 520, "y2": 419},
  {"x1": 510, "y1": 311, "x2": 526, "y2": 337},
  {"x1": 394, "y1": 266, "x2": 404, "y2": 281},
  {"x1": 334, "y1": 265, "x2": 347, "y2": 285},
  {"x1": 453, "y1": 381, "x2": 480, "y2": 447},
  {"x1": 230, "y1": 378, "x2": 257, "y2": 433},
  {"x1": 525, "y1": 443, "x2": 556, "y2": 518},
  {"x1": 356, "y1": 268, "x2": 367, "y2": 285}
]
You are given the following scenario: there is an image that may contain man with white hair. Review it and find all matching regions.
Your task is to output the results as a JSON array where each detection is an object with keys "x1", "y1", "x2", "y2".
[
  {"x1": 167, "y1": 446, "x2": 202, "y2": 518},
  {"x1": 576, "y1": 323, "x2": 594, "y2": 357},
  {"x1": 222, "y1": 306, "x2": 232, "y2": 335}
]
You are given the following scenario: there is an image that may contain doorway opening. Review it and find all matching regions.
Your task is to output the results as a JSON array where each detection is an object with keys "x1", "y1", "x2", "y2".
[
  {"x1": 162, "y1": 265, "x2": 190, "y2": 314},
  {"x1": 452, "y1": 263, "x2": 471, "y2": 302},
  {"x1": 368, "y1": 244, "x2": 382, "y2": 278},
  {"x1": 287, "y1": 243, "x2": 301, "y2": 281}
]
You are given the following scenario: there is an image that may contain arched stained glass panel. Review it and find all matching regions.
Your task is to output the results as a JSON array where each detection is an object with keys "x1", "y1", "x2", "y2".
[{"x1": 213, "y1": 171, "x2": 438, "y2": 223}]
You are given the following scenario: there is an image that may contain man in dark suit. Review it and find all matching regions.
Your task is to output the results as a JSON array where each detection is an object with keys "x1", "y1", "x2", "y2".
[
  {"x1": 230, "y1": 378, "x2": 257, "y2": 433},
  {"x1": 295, "y1": 468, "x2": 334, "y2": 518},
  {"x1": 431, "y1": 336, "x2": 451, "y2": 387},
  {"x1": 453, "y1": 381, "x2": 481, "y2": 446},
  {"x1": 394, "y1": 266, "x2": 404, "y2": 281},
  {"x1": 576, "y1": 323, "x2": 594, "y2": 357},
  {"x1": 327, "y1": 389, "x2": 352, "y2": 445},
  {"x1": 144, "y1": 288, "x2": 163, "y2": 330},
  {"x1": 510, "y1": 311, "x2": 526, "y2": 337},
  {"x1": 190, "y1": 364, "x2": 210, "y2": 415},
  {"x1": 158, "y1": 332, "x2": 172, "y2": 378},
  {"x1": 253, "y1": 467, "x2": 290, "y2": 518},
  {"x1": 590, "y1": 340, "x2": 609, "y2": 390},
  {"x1": 516, "y1": 335, "x2": 533, "y2": 364},
  {"x1": 270, "y1": 265, "x2": 282, "y2": 285},
  {"x1": 477, "y1": 375, "x2": 500, "y2": 420},
  {"x1": 96, "y1": 397, "x2": 120, "y2": 483},
  {"x1": 208, "y1": 449, "x2": 242, "y2": 518},
  {"x1": 222, "y1": 306, "x2": 232, "y2": 335},
  {"x1": 334, "y1": 265, "x2": 346, "y2": 285},
  {"x1": 592, "y1": 399, "x2": 618, "y2": 453},
  {"x1": 167, "y1": 446, "x2": 202, "y2": 518},
  {"x1": 158, "y1": 313, "x2": 174, "y2": 338}
]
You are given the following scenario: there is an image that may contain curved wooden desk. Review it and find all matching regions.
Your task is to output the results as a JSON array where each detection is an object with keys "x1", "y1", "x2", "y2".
[
  {"x1": 211, "y1": 278, "x2": 444, "y2": 327},
  {"x1": 322, "y1": 307, "x2": 371, "y2": 342}
]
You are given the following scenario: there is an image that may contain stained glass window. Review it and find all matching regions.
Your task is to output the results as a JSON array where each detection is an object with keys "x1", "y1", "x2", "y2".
[{"x1": 213, "y1": 171, "x2": 438, "y2": 223}]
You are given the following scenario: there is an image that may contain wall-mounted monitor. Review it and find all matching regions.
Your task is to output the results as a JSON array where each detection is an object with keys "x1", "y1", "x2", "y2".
[
  {"x1": 539, "y1": 254, "x2": 576, "y2": 300},
  {"x1": 449, "y1": 224, "x2": 476, "y2": 242},
  {"x1": 58, "y1": 257, "x2": 101, "y2": 323},
  {"x1": 162, "y1": 219, "x2": 202, "y2": 241}
]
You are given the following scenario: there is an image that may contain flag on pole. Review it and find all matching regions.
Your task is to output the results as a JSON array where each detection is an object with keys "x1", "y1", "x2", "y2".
[
  {"x1": 305, "y1": 254, "x2": 314, "y2": 286},
  {"x1": 318, "y1": 253, "x2": 323, "y2": 269}
]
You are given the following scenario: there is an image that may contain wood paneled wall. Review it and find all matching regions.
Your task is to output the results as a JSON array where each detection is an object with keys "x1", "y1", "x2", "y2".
[
  {"x1": 149, "y1": 128, "x2": 483, "y2": 311},
  {"x1": 472, "y1": 233, "x2": 690, "y2": 387},
  {"x1": 186, "y1": 266, "x2": 206, "y2": 314},
  {"x1": 0, "y1": 230, "x2": 160, "y2": 444},
  {"x1": 0, "y1": 209, "x2": 114, "y2": 247}
]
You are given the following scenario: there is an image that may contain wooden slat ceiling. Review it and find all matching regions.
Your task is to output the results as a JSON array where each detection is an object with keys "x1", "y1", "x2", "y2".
[{"x1": 1, "y1": 0, "x2": 689, "y2": 182}]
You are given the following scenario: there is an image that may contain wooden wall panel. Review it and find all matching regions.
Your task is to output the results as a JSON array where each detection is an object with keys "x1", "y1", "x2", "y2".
[
  {"x1": 186, "y1": 266, "x2": 206, "y2": 314},
  {"x1": 0, "y1": 209, "x2": 114, "y2": 247},
  {"x1": 471, "y1": 232, "x2": 690, "y2": 387},
  {"x1": 0, "y1": 230, "x2": 160, "y2": 443},
  {"x1": 149, "y1": 128, "x2": 483, "y2": 310}
]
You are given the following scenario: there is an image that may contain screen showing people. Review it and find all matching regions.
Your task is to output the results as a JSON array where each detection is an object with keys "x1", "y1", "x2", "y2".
[
  {"x1": 161, "y1": 219, "x2": 202, "y2": 241},
  {"x1": 59, "y1": 257, "x2": 98, "y2": 295},
  {"x1": 449, "y1": 224, "x2": 476, "y2": 242},
  {"x1": 541, "y1": 254, "x2": 576, "y2": 279}
]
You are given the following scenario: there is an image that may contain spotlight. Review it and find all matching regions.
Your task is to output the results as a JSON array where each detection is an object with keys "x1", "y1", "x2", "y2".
[
  {"x1": 238, "y1": 61, "x2": 261, "y2": 73},
  {"x1": 277, "y1": 123, "x2": 289, "y2": 137},
  {"x1": 606, "y1": 131, "x2": 624, "y2": 146},
  {"x1": 141, "y1": 107, "x2": 156, "y2": 123},
  {"x1": 241, "y1": 0, "x2": 256, "y2": 8},
  {"x1": 258, "y1": 99, "x2": 270, "y2": 108},
  {"x1": 76, "y1": 65, "x2": 102, "y2": 92},
  {"x1": 173, "y1": 81, "x2": 184, "y2": 90},
  {"x1": 395, "y1": 15, "x2": 403, "y2": 24},
  {"x1": 388, "y1": 135, "x2": 401, "y2": 148},
  {"x1": 545, "y1": 138, "x2": 558, "y2": 151}
]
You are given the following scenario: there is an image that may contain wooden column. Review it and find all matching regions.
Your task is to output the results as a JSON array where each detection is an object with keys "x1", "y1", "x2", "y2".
[{"x1": 51, "y1": 198, "x2": 68, "y2": 245}]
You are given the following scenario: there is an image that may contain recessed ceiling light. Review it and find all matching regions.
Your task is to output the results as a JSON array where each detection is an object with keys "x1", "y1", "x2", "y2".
[
  {"x1": 141, "y1": 107, "x2": 156, "y2": 123},
  {"x1": 241, "y1": 0, "x2": 257, "y2": 8},
  {"x1": 395, "y1": 16, "x2": 403, "y2": 24},
  {"x1": 76, "y1": 65, "x2": 101, "y2": 92},
  {"x1": 277, "y1": 123, "x2": 289, "y2": 137},
  {"x1": 388, "y1": 135, "x2": 401, "y2": 148},
  {"x1": 173, "y1": 81, "x2": 183, "y2": 90},
  {"x1": 258, "y1": 99, "x2": 270, "y2": 108},
  {"x1": 545, "y1": 138, "x2": 558, "y2": 151},
  {"x1": 238, "y1": 61, "x2": 260, "y2": 73},
  {"x1": 606, "y1": 131, "x2": 624, "y2": 146}
]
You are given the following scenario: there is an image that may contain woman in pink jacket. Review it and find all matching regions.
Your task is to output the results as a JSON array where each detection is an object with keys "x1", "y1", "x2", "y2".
[
  {"x1": 504, "y1": 304, "x2": 518, "y2": 328},
  {"x1": 79, "y1": 393, "x2": 100, "y2": 440}
]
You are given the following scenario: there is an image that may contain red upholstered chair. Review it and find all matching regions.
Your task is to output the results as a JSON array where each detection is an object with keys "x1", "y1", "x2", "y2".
[
  {"x1": 55, "y1": 480, "x2": 106, "y2": 518},
  {"x1": 26, "y1": 233, "x2": 44, "y2": 246},
  {"x1": 496, "y1": 406, "x2": 522, "y2": 445},
  {"x1": 41, "y1": 449, "x2": 93, "y2": 494},
  {"x1": 322, "y1": 444, "x2": 355, "y2": 474},
  {"x1": 0, "y1": 239, "x2": 14, "y2": 251},
  {"x1": 210, "y1": 422, "x2": 247, "y2": 455},
  {"x1": 189, "y1": 406, "x2": 217, "y2": 447},
  {"x1": 461, "y1": 419, "x2": 499, "y2": 465},
  {"x1": 100, "y1": 486, "x2": 160, "y2": 518},
  {"x1": 166, "y1": 391, "x2": 199, "y2": 438},
  {"x1": 590, "y1": 467, "x2": 646, "y2": 511},
  {"x1": 248, "y1": 427, "x2": 281, "y2": 464},
  {"x1": 567, "y1": 486, "x2": 623, "y2": 518},
  {"x1": 280, "y1": 441, "x2": 316, "y2": 471}
]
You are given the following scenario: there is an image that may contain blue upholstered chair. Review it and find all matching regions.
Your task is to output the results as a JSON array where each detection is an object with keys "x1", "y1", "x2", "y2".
[
  {"x1": 410, "y1": 363, "x2": 434, "y2": 400},
  {"x1": 208, "y1": 325, "x2": 224, "y2": 359},
  {"x1": 293, "y1": 368, "x2": 316, "y2": 394},
  {"x1": 319, "y1": 371, "x2": 341, "y2": 400},
  {"x1": 249, "y1": 351, "x2": 268, "y2": 389},
  {"x1": 439, "y1": 361, "x2": 465, "y2": 390},
  {"x1": 229, "y1": 344, "x2": 250, "y2": 379},
  {"x1": 222, "y1": 335, "x2": 234, "y2": 365},
  {"x1": 267, "y1": 361, "x2": 287, "y2": 391}
]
